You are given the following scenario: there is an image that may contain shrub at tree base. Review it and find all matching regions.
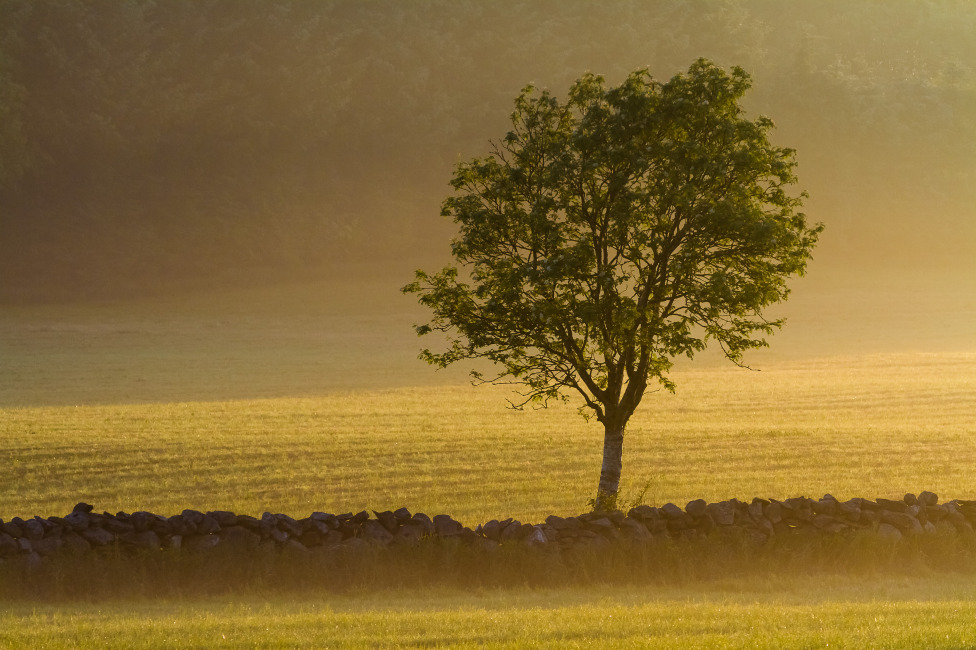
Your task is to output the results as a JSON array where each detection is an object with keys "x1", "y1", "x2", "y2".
[{"x1": 3, "y1": 492, "x2": 976, "y2": 598}]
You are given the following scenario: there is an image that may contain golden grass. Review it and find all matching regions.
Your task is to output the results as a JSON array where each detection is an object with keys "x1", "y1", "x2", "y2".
[
  {"x1": 2, "y1": 352, "x2": 973, "y2": 525},
  {"x1": 4, "y1": 580, "x2": 976, "y2": 648}
]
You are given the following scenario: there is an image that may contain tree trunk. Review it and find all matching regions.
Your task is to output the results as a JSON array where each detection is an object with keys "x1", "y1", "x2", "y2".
[{"x1": 593, "y1": 418, "x2": 627, "y2": 512}]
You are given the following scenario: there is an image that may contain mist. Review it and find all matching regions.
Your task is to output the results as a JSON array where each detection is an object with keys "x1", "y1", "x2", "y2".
[
  {"x1": 0, "y1": 2, "x2": 973, "y2": 407},
  {"x1": 1, "y1": 0, "x2": 973, "y2": 301}
]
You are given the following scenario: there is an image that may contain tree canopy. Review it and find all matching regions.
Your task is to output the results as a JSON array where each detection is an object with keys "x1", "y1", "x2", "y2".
[{"x1": 405, "y1": 60, "x2": 823, "y2": 510}]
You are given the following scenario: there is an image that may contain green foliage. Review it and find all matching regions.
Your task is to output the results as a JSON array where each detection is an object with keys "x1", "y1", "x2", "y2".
[
  {"x1": 585, "y1": 482, "x2": 652, "y2": 513},
  {"x1": 405, "y1": 60, "x2": 822, "y2": 506}
]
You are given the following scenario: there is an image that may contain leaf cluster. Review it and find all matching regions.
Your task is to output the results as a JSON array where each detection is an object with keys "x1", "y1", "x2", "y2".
[{"x1": 405, "y1": 60, "x2": 822, "y2": 423}]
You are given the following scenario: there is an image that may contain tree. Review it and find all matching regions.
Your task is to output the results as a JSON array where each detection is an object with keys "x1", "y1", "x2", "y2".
[{"x1": 404, "y1": 59, "x2": 823, "y2": 511}]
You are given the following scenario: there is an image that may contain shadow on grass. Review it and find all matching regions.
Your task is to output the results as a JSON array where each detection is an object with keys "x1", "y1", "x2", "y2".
[{"x1": 3, "y1": 529, "x2": 975, "y2": 602}]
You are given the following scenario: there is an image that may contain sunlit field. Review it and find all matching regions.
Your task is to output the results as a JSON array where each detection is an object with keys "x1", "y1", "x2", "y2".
[
  {"x1": 1, "y1": 353, "x2": 975, "y2": 523},
  {"x1": 2, "y1": 276, "x2": 975, "y2": 646}
]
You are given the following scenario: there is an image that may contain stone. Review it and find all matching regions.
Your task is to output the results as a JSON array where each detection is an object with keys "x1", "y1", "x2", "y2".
[
  {"x1": 351, "y1": 511, "x2": 370, "y2": 525},
  {"x1": 785, "y1": 497, "x2": 811, "y2": 511},
  {"x1": 207, "y1": 511, "x2": 239, "y2": 528},
  {"x1": 628, "y1": 505, "x2": 658, "y2": 520},
  {"x1": 62, "y1": 532, "x2": 91, "y2": 554},
  {"x1": 220, "y1": 526, "x2": 261, "y2": 549},
  {"x1": 274, "y1": 514, "x2": 303, "y2": 536},
  {"x1": 182, "y1": 509, "x2": 205, "y2": 526},
  {"x1": 195, "y1": 514, "x2": 220, "y2": 535},
  {"x1": 685, "y1": 499, "x2": 707, "y2": 518},
  {"x1": 860, "y1": 510, "x2": 881, "y2": 526},
  {"x1": 877, "y1": 523, "x2": 903, "y2": 542},
  {"x1": 618, "y1": 518, "x2": 652, "y2": 541},
  {"x1": 924, "y1": 504, "x2": 947, "y2": 521},
  {"x1": 747, "y1": 500, "x2": 765, "y2": 522},
  {"x1": 393, "y1": 522, "x2": 427, "y2": 545},
  {"x1": 1, "y1": 521, "x2": 24, "y2": 537},
  {"x1": 373, "y1": 510, "x2": 400, "y2": 535},
  {"x1": 32, "y1": 536, "x2": 64, "y2": 556},
  {"x1": 72, "y1": 502, "x2": 94, "y2": 514},
  {"x1": 324, "y1": 530, "x2": 344, "y2": 546},
  {"x1": 583, "y1": 517, "x2": 615, "y2": 533},
  {"x1": 876, "y1": 498, "x2": 908, "y2": 512},
  {"x1": 233, "y1": 515, "x2": 258, "y2": 531},
  {"x1": 811, "y1": 498, "x2": 838, "y2": 516},
  {"x1": 393, "y1": 507, "x2": 412, "y2": 523},
  {"x1": 130, "y1": 511, "x2": 155, "y2": 532},
  {"x1": 526, "y1": 525, "x2": 548, "y2": 546},
  {"x1": 130, "y1": 530, "x2": 161, "y2": 550},
  {"x1": 102, "y1": 516, "x2": 135, "y2": 535},
  {"x1": 23, "y1": 518, "x2": 45, "y2": 540},
  {"x1": 81, "y1": 527, "x2": 115, "y2": 547},
  {"x1": 433, "y1": 514, "x2": 463, "y2": 537},
  {"x1": 499, "y1": 520, "x2": 524, "y2": 542},
  {"x1": 167, "y1": 515, "x2": 196, "y2": 536},
  {"x1": 838, "y1": 500, "x2": 861, "y2": 521},
  {"x1": 881, "y1": 510, "x2": 922, "y2": 534},
  {"x1": 149, "y1": 517, "x2": 173, "y2": 536},
  {"x1": 268, "y1": 526, "x2": 289, "y2": 544},
  {"x1": 307, "y1": 519, "x2": 332, "y2": 535},
  {"x1": 706, "y1": 501, "x2": 735, "y2": 526},
  {"x1": 298, "y1": 529, "x2": 325, "y2": 547},
  {"x1": 310, "y1": 512, "x2": 337, "y2": 527},
  {"x1": 947, "y1": 511, "x2": 974, "y2": 534},
  {"x1": 812, "y1": 514, "x2": 835, "y2": 529},
  {"x1": 411, "y1": 513, "x2": 435, "y2": 535},
  {"x1": 763, "y1": 501, "x2": 783, "y2": 524},
  {"x1": 183, "y1": 534, "x2": 220, "y2": 551},
  {"x1": 918, "y1": 491, "x2": 939, "y2": 507},
  {"x1": 904, "y1": 493, "x2": 918, "y2": 506},
  {"x1": 545, "y1": 515, "x2": 567, "y2": 529},
  {"x1": 665, "y1": 516, "x2": 689, "y2": 532},
  {"x1": 0, "y1": 533, "x2": 19, "y2": 556},
  {"x1": 362, "y1": 519, "x2": 394, "y2": 544},
  {"x1": 481, "y1": 520, "x2": 502, "y2": 540},
  {"x1": 661, "y1": 503, "x2": 684, "y2": 519}
]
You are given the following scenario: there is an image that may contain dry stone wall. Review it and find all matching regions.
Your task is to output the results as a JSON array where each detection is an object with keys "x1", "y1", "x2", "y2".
[{"x1": 2, "y1": 492, "x2": 973, "y2": 566}]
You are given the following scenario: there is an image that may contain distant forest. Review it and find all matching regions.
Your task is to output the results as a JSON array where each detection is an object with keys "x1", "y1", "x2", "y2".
[{"x1": 1, "y1": 0, "x2": 973, "y2": 301}]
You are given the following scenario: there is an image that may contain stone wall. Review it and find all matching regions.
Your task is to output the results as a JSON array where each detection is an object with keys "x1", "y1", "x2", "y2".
[{"x1": 2, "y1": 492, "x2": 973, "y2": 566}]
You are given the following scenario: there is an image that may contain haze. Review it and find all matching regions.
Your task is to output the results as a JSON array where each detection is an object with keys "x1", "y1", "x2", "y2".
[{"x1": 1, "y1": 1, "x2": 973, "y2": 406}]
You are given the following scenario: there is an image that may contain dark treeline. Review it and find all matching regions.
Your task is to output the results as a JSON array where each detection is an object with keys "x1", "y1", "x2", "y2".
[{"x1": 1, "y1": 0, "x2": 973, "y2": 301}]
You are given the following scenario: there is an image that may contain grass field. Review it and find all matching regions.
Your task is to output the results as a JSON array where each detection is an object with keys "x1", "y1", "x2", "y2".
[
  {"x1": 1, "y1": 353, "x2": 974, "y2": 524},
  {"x1": 1, "y1": 273, "x2": 975, "y2": 646},
  {"x1": 5, "y1": 580, "x2": 976, "y2": 648}
]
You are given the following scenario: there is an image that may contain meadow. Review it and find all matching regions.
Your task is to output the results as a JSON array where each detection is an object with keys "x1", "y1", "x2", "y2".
[{"x1": 1, "y1": 273, "x2": 975, "y2": 647}]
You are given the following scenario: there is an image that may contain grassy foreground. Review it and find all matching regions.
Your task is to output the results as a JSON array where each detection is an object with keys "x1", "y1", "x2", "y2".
[
  {"x1": 1, "y1": 352, "x2": 974, "y2": 523},
  {"x1": 3, "y1": 579, "x2": 976, "y2": 648}
]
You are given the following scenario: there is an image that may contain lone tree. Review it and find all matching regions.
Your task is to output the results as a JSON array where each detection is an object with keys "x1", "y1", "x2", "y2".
[{"x1": 404, "y1": 59, "x2": 823, "y2": 511}]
